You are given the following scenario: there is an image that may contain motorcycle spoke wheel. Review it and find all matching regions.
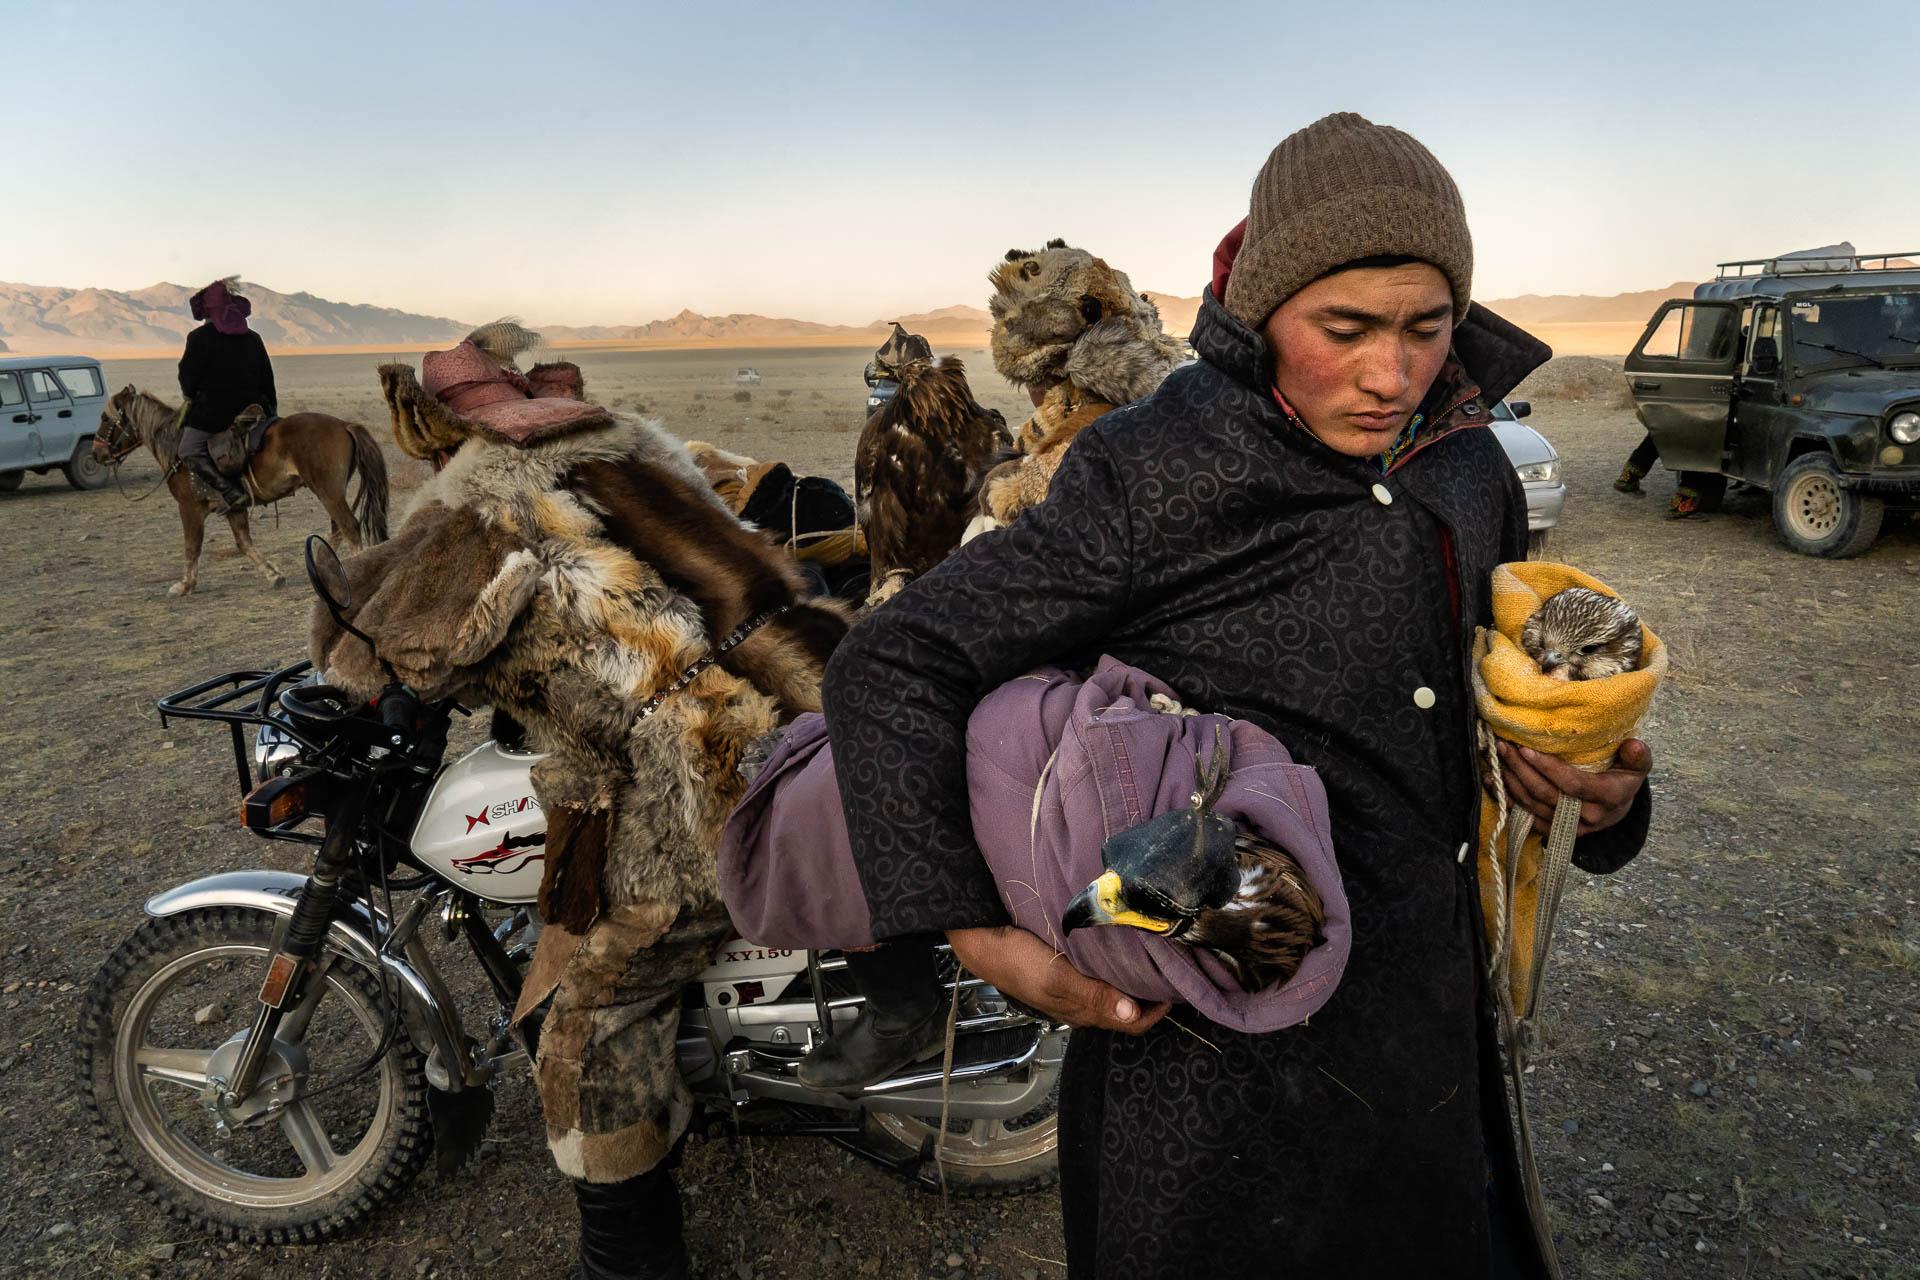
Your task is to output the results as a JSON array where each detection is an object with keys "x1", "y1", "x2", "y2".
[
  {"x1": 133, "y1": 1044, "x2": 218, "y2": 1091},
  {"x1": 279, "y1": 1101, "x2": 342, "y2": 1177},
  {"x1": 864, "y1": 1076, "x2": 1061, "y2": 1195},
  {"x1": 79, "y1": 907, "x2": 432, "y2": 1243}
]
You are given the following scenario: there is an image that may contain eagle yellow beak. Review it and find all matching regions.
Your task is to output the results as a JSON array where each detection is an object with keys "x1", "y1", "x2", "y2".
[{"x1": 1061, "y1": 870, "x2": 1177, "y2": 935}]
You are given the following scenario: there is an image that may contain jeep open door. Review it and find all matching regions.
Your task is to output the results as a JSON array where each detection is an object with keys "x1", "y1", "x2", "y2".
[{"x1": 1623, "y1": 300, "x2": 1742, "y2": 471}]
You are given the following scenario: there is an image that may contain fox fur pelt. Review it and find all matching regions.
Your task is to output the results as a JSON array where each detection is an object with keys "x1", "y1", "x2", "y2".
[
  {"x1": 854, "y1": 355, "x2": 1009, "y2": 597},
  {"x1": 311, "y1": 414, "x2": 849, "y2": 919}
]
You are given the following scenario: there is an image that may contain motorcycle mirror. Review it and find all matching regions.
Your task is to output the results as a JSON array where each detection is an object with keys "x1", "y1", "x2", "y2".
[
  {"x1": 304, "y1": 535, "x2": 396, "y2": 680},
  {"x1": 305, "y1": 536, "x2": 353, "y2": 613}
]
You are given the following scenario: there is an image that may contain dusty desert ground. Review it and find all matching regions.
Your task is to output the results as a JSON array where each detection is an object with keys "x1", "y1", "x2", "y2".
[{"x1": 1, "y1": 345, "x2": 1916, "y2": 1279}]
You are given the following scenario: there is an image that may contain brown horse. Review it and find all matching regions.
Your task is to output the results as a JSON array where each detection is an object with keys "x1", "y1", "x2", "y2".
[{"x1": 94, "y1": 387, "x2": 390, "y2": 596}]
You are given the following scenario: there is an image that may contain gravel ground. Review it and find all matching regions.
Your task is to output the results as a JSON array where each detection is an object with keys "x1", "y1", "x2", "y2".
[{"x1": 0, "y1": 350, "x2": 1914, "y2": 1278}]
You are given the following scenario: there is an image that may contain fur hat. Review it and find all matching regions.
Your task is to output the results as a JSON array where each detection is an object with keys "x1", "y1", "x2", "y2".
[
  {"x1": 988, "y1": 240, "x2": 1185, "y2": 405},
  {"x1": 380, "y1": 321, "x2": 611, "y2": 459}
]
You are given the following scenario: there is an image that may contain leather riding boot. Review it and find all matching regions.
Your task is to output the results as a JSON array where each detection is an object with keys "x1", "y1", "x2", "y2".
[
  {"x1": 574, "y1": 1166, "x2": 690, "y2": 1280},
  {"x1": 178, "y1": 429, "x2": 249, "y2": 513},
  {"x1": 797, "y1": 938, "x2": 945, "y2": 1092}
]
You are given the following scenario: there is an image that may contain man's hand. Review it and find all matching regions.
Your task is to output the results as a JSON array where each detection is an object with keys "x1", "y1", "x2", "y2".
[
  {"x1": 946, "y1": 925, "x2": 1169, "y2": 1035},
  {"x1": 1496, "y1": 738, "x2": 1651, "y2": 837}
]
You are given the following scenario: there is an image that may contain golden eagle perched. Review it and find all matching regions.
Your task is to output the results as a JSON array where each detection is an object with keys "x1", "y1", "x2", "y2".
[{"x1": 855, "y1": 325, "x2": 1009, "y2": 603}]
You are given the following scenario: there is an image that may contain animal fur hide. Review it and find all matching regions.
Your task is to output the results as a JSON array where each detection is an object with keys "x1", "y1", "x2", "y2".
[
  {"x1": 311, "y1": 415, "x2": 848, "y2": 922},
  {"x1": 978, "y1": 382, "x2": 1115, "y2": 524},
  {"x1": 982, "y1": 240, "x2": 1185, "y2": 523},
  {"x1": 854, "y1": 356, "x2": 1009, "y2": 591}
]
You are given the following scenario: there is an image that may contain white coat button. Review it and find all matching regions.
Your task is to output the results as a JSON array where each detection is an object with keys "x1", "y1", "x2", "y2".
[
  {"x1": 1371, "y1": 483, "x2": 1394, "y2": 505},
  {"x1": 1457, "y1": 842, "x2": 1471, "y2": 864},
  {"x1": 1413, "y1": 686, "x2": 1436, "y2": 709}
]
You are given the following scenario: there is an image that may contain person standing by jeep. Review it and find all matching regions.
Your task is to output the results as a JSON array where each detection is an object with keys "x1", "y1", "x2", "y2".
[
  {"x1": 823, "y1": 113, "x2": 1654, "y2": 1277},
  {"x1": 177, "y1": 277, "x2": 276, "y2": 513}
]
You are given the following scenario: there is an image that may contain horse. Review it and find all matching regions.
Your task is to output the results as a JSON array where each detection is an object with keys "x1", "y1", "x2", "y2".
[{"x1": 93, "y1": 387, "x2": 390, "y2": 597}]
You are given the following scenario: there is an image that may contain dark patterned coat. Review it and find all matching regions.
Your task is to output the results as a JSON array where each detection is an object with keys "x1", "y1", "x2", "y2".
[{"x1": 822, "y1": 290, "x2": 1650, "y2": 1277}]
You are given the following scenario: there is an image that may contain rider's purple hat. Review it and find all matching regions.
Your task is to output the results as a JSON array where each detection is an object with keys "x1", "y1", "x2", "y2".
[{"x1": 190, "y1": 277, "x2": 252, "y2": 336}]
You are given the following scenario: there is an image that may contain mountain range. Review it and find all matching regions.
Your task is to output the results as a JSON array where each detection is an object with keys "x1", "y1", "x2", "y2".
[
  {"x1": 0, "y1": 280, "x2": 472, "y2": 353},
  {"x1": 0, "y1": 277, "x2": 1753, "y2": 356}
]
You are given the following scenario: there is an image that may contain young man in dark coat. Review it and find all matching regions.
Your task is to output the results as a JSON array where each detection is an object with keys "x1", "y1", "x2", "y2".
[
  {"x1": 177, "y1": 277, "x2": 277, "y2": 512},
  {"x1": 821, "y1": 113, "x2": 1654, "y2": 1278}
]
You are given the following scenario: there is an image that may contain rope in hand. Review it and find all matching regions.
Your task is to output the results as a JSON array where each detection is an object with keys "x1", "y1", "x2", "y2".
[{"x1": 932, "y1": 967, "x2": 964, "y2": 1208}]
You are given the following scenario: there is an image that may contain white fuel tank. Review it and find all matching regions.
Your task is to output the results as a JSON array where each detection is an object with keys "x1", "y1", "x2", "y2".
[{"x1": 410, "y1": 741, "x2": 547, "y2": 904}]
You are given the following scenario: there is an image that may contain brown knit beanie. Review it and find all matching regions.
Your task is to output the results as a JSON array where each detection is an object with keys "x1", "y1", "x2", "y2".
[{"x1": 1222, "y1": 112, "x2": 1473, "y2": 329}]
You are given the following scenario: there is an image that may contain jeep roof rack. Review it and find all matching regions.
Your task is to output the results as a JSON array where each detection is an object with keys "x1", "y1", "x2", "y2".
[{"x1": 1714, "y1": 250, "x2": 1918, "y2": 280}]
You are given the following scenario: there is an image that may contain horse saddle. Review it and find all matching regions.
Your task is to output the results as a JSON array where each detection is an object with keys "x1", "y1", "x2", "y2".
[{"x1": 208, "y1": 406, "x2": 278, "y2": 475}]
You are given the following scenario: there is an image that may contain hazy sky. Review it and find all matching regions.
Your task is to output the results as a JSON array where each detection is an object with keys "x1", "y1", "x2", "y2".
[{"x1": 7, "y1": 0, "x2": 1915, "y2": 325}]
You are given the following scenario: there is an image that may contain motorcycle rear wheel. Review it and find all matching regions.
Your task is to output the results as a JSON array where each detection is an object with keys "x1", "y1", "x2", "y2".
[
  {"x1": 77, "y1": 906, "x2": 433, "y2": 1243},
  {"x1": 862, "y1": 1080, "x2": 1060, "y2": 1196}
]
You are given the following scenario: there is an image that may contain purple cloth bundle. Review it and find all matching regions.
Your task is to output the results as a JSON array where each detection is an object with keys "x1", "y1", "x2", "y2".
[{"x1": 717, "y1": 657, "x2": 1350, "y2": 1034}]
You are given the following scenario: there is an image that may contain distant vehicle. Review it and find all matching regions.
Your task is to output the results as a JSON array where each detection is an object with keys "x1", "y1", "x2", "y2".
[
  {"x1": 864, "y1": 366, "x2": 1567, "y2": 550},
  {"x1": 0, "y1": 354, "x2": 112, "y2": 492},
  {"x1": 735, "y1": 367, "x2": 762, "y2": 386},
  {"x1": 1491, "y1": 399, "x2": 1564, "y2": 555},
  {"x1": 1623, "y1": 246, "x2": 1920, "y2": 557},
  {"x1": 863, "y1": 360, "x2": 897, "y2": 416}
]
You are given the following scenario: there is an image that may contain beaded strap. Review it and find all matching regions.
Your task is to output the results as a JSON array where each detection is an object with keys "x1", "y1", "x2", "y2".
[{"x1": 636, "y1": 605, "x2": 792, "y2": 721}]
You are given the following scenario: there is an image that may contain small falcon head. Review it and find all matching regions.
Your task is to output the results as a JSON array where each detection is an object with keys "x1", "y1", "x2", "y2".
[{"x1": 1521, "y1": 587, "x2": 1644, "y2": 682}]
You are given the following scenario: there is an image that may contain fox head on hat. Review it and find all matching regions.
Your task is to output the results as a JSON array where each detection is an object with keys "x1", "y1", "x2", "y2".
[
  {"x1": 378, "y1": 320, "x2": 612, "y2": 460},
  {"x1": 988, "y1": 239, "x2": 1185, "y2": 406}
]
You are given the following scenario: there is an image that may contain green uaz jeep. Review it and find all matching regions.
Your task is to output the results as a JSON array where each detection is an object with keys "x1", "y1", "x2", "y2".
[{"x1": 1624, "y1": 246, "x2": 1920, "y2": 557}]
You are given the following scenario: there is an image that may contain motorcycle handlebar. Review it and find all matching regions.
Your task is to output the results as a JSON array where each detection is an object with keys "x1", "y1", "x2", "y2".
[{"x1": 378, "y1": 686, "x2": 422, "y2": 733}]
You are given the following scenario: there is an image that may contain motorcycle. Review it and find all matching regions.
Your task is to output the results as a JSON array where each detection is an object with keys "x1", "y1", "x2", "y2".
[{"x1": 78, "y1": 535, "x2": 1065, "y2": 1244}]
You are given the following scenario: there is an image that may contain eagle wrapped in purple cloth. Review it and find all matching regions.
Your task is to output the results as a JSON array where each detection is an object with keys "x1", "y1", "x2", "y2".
[{"x1": 717, "y1": 657, "x2": 1350, "y2": 1033}]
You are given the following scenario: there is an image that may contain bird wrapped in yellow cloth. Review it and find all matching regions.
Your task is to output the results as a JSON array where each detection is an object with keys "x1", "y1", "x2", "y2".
[{"x1": 1472, "y1": 562, "x2": 1667, "y2": 1026}]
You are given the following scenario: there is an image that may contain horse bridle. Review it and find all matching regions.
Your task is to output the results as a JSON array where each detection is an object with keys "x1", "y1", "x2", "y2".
[{"x1": 95, "y1": 399, "x2": 144, "y2": 464}]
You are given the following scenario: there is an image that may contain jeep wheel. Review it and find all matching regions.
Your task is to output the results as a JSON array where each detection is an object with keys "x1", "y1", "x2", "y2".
[
  {"x1": 64, "y1": 436, "x2": 112, "y2": 490},
  {"x1": 0, "y1": 470, "x2": 22, "y2": 493},
  {"x1": 1772, "y1": 453, "x2": 1884, "y2": 558}
]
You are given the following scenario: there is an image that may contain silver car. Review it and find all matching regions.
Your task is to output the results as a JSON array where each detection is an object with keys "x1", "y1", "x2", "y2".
[{"x1": 1490, "y1": 398, "x2": 1565, "y2": 553}]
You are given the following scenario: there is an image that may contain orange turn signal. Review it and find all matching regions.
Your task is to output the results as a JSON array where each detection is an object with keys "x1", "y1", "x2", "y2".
[{"x1": 243, "y1": 776, "x2": 309, "y2": 831}]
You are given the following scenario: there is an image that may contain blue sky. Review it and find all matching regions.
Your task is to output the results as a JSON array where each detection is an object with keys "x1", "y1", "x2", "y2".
[{"x1": 6, "y1": 0, "x2": 1915, "y2": 325}]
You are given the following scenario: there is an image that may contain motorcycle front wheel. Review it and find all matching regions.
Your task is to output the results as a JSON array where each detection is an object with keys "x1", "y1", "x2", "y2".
[{"x1": 77, "y1": 906, "x2": 433, "y2": 1243}]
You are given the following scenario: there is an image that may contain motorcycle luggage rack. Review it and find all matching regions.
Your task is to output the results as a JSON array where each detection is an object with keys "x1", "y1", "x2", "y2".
[{"x1": 157, "y1": 659, "x2": 319, "y2": 795}]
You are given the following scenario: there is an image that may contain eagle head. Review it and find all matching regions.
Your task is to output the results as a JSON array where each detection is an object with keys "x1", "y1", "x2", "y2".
[{"x1": 1061, "y1": 739, "x2": 1326, "y2": 993}]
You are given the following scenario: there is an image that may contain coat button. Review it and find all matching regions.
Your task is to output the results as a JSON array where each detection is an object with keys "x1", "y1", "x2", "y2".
[
  {"x1": 1413, "y1": 686, "x2": 1436, "y2": 709},
  {"x1": 1371, "y1": 483, "x2": 1393, "y2": 505}
]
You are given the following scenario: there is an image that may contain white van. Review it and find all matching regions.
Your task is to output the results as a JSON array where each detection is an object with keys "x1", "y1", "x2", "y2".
[{"x1": 0, "y1": 354, "x2": 112, "y2": 491}]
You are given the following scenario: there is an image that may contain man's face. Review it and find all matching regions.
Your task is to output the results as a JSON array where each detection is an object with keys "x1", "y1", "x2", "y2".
[{"x1": 1261, "y1": 262, "x2": 1454, "y2": 459}]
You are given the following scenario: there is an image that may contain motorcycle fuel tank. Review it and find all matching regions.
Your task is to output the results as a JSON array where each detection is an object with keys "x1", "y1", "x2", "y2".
[{"x1": 410, "y1": 741, "x2": 547, "y2": 904}]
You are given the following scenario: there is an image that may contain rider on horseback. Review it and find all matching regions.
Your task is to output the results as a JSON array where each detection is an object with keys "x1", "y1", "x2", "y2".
[{"x1": 178, "y1": 277, "x2": 276, "y2": 513}]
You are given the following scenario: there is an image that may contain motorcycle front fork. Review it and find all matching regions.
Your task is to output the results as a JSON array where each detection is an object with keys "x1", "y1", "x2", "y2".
[{"x1": 224, "y1": 846, "x2": 352, "y2": 1103}]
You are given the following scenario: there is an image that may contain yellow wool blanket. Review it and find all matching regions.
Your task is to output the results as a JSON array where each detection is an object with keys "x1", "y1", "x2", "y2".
[
  {"x1": 789, "y1": 527, "x2": 866, "y2": 565},
  {"x1": 1473, "y1": 562, "x2": 1666, "y2": 1024}
]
